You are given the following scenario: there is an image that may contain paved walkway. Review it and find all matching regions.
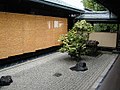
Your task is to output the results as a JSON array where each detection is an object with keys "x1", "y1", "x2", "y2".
[{"x1": 0, "y1": 52, "x2": 118, "y2": 90}]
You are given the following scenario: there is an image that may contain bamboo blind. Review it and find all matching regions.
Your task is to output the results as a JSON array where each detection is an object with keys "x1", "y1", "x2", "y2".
[{"x1": 0, "y1": 12, "x2": 68, "y2": 59}]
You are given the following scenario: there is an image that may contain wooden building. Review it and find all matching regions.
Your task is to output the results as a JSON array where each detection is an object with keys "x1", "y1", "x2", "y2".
[{"x1": 0, "y1": 0, "x2": 84, "y2": 63}]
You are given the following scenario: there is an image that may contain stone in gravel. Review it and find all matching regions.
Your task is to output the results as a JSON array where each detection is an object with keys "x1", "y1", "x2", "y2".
[
  {"x1": 53, "y1": 73, "x2": 62, "y2": 77},
  {"x1": 70, "y1": 61, "x2": 88, "y2": 71},
  {"x1": 0, "y1": 75, "x2": 13, "y2": 86}
]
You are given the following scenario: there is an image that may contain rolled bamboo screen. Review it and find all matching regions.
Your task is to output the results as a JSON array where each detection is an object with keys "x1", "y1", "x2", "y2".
[{"x1": 0, "y1": 12, "x2": 68, "y2": 59}]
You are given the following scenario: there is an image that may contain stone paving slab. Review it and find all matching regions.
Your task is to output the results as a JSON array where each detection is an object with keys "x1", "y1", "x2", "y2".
[{"x1": 0, "y1": 52, "x2": 118, "y2": 90}]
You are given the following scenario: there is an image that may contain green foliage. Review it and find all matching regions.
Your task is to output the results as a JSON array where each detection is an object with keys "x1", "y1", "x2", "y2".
[
  {"x1": 82, "y1": 0, "x2": 118, "y2": 32},
  {"x1": 58, "y1": 20, "x2": 94, "y2": 60},
  {"x1": 94, "y1": 23, "x2": 118, "y2": 32},
  {"x1": 82, "y1": 0, "x2": 106, "y2": 11}
]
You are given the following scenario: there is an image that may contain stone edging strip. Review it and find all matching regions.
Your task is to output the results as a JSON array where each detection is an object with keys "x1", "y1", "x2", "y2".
[{"x1": 90, "y1": 54, "x2": 119, "y2": 90}]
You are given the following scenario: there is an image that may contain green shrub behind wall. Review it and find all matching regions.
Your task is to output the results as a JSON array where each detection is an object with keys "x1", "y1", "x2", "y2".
[{"x1": 94, "y1": 23, "x2": 118, "y2": 32}]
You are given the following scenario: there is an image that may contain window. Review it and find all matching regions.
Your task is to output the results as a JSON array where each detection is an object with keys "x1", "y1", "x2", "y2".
[
  {"x1": 54, "y1": 21, "x2": 59, "y2": 28},
  {"x1": 47, "y1": 21, "x2": 52, "y2": 29},
  {"x1": 59, "y1": 21, "x2": 64, "y2": 28}
]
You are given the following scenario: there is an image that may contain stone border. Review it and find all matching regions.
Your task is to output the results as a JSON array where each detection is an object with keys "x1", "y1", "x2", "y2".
[{"x1": 90, "y1": 54, "x2": 118, "y2": 90}]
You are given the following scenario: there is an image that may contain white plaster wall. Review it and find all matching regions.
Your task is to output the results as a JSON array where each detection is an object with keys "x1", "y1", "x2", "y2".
[{"x1": 89, "y1": 32, "x2": 117, "y2": 48}]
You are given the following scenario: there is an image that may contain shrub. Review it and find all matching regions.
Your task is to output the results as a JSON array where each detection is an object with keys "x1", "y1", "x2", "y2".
[{"x1": 58, "y1": 20, "x2": 94, "y2": 61}]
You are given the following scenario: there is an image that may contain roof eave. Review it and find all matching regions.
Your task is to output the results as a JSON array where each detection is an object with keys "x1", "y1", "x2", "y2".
[{"x1": 29, "y1": 0, "x2": 84, "y2": 14}]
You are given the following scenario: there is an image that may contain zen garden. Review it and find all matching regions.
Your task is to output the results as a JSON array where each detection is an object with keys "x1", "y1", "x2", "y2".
[{"x1": 0, "y1": 0, "x2": 119, "y2": 90}]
